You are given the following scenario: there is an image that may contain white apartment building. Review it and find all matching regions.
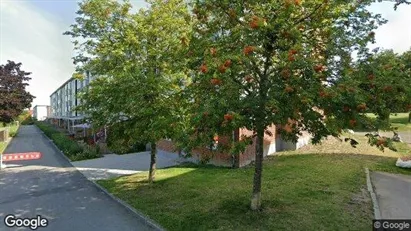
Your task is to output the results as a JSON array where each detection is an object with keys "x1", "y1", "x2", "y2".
[
  {"x1": 49, "y1": 71, "x2": 93, "y2": 119},
  {"x1": 33, "y1": 105, "x2": 50, "y2": 121},
  {"x1": 48, "y1": 72, "x2": 95, "y2": 133}
]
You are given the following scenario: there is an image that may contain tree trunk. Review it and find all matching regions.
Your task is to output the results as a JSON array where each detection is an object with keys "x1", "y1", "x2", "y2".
[
  {"x1": 376, "y1": 112, "x2": 390, "y2": 131},
  {"x1": 408, "y1": 112, "x2": 411, "y2": 123},
  {"x1": 148, "y1": 142, "x2": 157, "y2": 183},
  {"x1": 251, "y1": 126, "x2": 264, "y2": 210}
]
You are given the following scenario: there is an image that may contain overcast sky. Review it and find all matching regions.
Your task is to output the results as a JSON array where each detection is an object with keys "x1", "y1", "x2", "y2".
[{"x1": 0, "y1": 1, "x2": 410, "y2": 108}]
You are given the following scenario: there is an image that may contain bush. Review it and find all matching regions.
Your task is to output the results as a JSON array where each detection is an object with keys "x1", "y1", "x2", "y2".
[
  {"x1": 107, "y1": 138, "x2": 146, "y2": 154},
  {"x1": 21, "y1": 116, "x2": 35, "y2": 125},
  {"x1": 6, "y1": 123, "x2": 19, "y2": 137},
  {"x1": 106, "y1": 125, "x2": 147, "y2": 154},
  {"x1": 51, "y1": 133, "x2": 83, "y2": 156},
  {"x1": 17, "y1": 111, "x2": 33, "y2": 124},
  {"x1": 71, "y1": 145, "x2": 101, "y2": 161},
  {"x1": 35, "y1": 121, "x2": 101, "y2": 161}
]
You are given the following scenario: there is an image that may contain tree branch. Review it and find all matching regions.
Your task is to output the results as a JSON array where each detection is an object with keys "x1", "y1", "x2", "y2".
[{"x1": 294, "y1": 3, "x2": 326, "y2": 26}]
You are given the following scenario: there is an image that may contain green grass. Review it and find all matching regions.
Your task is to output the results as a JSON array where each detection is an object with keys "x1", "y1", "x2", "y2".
[
  {"x1": 281, "y1": 133, "x2": 410, "y2": 158},
  {"x1": 0, "y1": 142, "x2": 7, "y2": 154},
  {"x1": 0, "y1": 123, "x2": 19, "y2": 156},
  {"x1": 366, "y1": 113, "x2": 411, "y2": 132},
  {"x1": 98, "y1": 153, "x2": 411, "y2": 231},
  {"x1": 98, "y1": 134, "x2": 411, "y2": 230},
  {"x1": 0, "y1": 122, "x2": 19, "y2": 137},
  {"x1": 8, "y1": 123, "x2": 19, "y2": 137}
]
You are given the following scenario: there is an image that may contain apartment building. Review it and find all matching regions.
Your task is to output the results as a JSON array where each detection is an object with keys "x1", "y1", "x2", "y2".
[
  {"x1": 48, "y1": 72, "x2": 95, "y2": 134},
  {"x1": 33, "y1": 105, "x2": 51, "y2": 121},
  {"x1": 49, "y1": 71, "x2": 93, "y2": 119}
]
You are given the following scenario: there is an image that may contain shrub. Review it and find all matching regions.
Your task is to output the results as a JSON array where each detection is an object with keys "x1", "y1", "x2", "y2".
[
  {"x1": 35, "y1": 121, "x2": 101, "y2": 161},
  {"x1": 51, "y1": 133, "x2": 83, "y2": 156},
  {"x1": 21, "y1": 116, "x2": 35, "y2": 125},
  {"x1": 9, "y1": 130, "x2": 17, "y2": 138},
  {"x1": 107, "y1": 139, "x2": 146, "y2": 154},
  {"x1": 17, "y1": 111, "x2": 33, "y2": 125},
  {"x1": 71, "y1": 145, "x2": 101, "y2": 161},
  {"x1": 104, "y1": 122, "x2": 147, "y2": 154},
  {"x1": 7, "y1": 123, "x2": 19, "y2": 137}
]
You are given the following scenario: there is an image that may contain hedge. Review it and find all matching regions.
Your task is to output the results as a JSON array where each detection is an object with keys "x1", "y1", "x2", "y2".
[{"x1": 35, "y1": 121, "x2": 101, "y2": 161}]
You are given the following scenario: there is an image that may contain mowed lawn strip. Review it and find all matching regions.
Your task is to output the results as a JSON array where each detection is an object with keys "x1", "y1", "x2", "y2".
[
  {"x1": 97, "y1": 153, "x2": 411, "y2": 231},
  {"x1": 0, "y1": 142, "x2": 7, "y2": 154},
  {"x1": 366, "y1": 113, "x2": 411, "y2": 132},
  {"x1": 0, "y1": 123, "x2": 19, "y2": 155},
  {"x1": 280, "y1": 133, "x2": 411, "y2": 158}
]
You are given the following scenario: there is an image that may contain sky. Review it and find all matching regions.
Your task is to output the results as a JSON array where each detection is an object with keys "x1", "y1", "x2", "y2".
[{"x1": 0, "y1": 1, "x2": 410, "y2": 108}]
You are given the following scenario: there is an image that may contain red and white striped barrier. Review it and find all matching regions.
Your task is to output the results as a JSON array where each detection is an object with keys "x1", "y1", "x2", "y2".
[{"x1": 1, "y1": 152, "x2": 42, "y2": 162}]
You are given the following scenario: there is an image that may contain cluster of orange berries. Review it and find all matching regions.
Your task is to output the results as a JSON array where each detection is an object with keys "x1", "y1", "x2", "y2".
[
  {"x1": 288, "y1": 49, "x2": 297, "y2": 62},
  {"x1": 218, "y1": 59, "x2": 232, "y2": 74},
  {"x1": 285, "y1": 0, "x2": 301, "y2": 7},
  {"x1": 244, "y1": 46, "x2": 255, "y2": 56},
  {"x1": 249, "y1": 16, "x2": 267, "y2": 29}
]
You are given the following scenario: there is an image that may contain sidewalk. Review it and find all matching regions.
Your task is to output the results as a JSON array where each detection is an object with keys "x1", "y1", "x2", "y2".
[
  {"x1": 72, "y1": 150, "x2": 193, "y2": 181},
  {"x1": 355, "y1": 131, "x2": 411, "y2": 144},
  {"x1": 1, "y1": 125, "x2": 158, "y2": 231},
  {"x1": 371, "y1": 171, "x2": 411, "y2": 219}
]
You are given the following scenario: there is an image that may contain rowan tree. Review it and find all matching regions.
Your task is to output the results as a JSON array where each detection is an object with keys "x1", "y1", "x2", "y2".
[
  {"x1": 379, "y1": 0, "x2": 411, "y2": 10},
  {"x1": 399, "y1": 49, "x2": 411, "y2": 122},
  {"x1": 0, "y1": 61, "x2": 34, "y2": 125},
  {"x1": 65, "y1": 0, "x2": 192, "y2": 183},
  {"x1": 354, "y1": 49, "x2": 411, "y2": 129},
  {"x1": 186, "y1": 0, "x2": 389, "y2": 210}
]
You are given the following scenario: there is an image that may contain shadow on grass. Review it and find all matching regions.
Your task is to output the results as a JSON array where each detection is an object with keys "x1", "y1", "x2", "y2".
[
  {"x1": 160, "y1": 161, "x2": 232, "y2": 170},
  {"x1": 390, "y1": 117, "x2": 410, "y2": 124},
  {"x1": 98, "y1": 153, "x2": 411, "y2": 231}
]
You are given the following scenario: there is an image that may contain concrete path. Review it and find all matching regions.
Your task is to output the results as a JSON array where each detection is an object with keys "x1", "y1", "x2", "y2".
[
  {"x1": 355, "y1": 131, "x2": 411, "y2": 144},
  {"x1": 0, "y1": 125, "x2": 157, "y2": 231},
  {"x1": 398, "y1": 132, "x2": 411, "y2": 144},
  {"x1": 72, "y1": 150, "x2": 183, "y2": 181},
  {"x1": 371, "y1": 171, "x2": 411, "y2": 219}
]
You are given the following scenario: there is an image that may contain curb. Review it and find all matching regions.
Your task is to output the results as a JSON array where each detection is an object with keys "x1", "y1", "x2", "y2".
[
  {"x1": 90, "y1": 179, "x2": 165, "y2": 231},
  {"x1": 35, "y1": 125, "x2": 165, "y2": 231},
  {"x1": 365, "y1": 168, "x2": 382, "y2": 219}
]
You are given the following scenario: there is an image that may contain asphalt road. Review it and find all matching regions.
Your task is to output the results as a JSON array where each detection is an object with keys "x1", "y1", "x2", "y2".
[
  {"x1": 371, "y1": 171, "x2": 411, "y2": 219},
  {"x1": 0, "y1": 125, "x2": 155, "y2": 231}
]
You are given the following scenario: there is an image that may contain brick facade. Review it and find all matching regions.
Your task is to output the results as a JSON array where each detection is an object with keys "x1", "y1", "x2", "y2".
[
  {"x1": 156, "y1": 137, "x2": 235, "y2": 167},
  {"x1": 237, "y1": 125, "x2": 278, "y2": 167},
  {"x1": 156, "y1": 139, "x2": 177, "y2": 153},
  {"x1": 157, "y1": 124, "x2": 290, "y2": 168}
]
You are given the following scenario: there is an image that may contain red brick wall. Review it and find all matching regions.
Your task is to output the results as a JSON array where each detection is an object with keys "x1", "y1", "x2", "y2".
[
  {"x1": 238, "y1": 124, "x2": 277, "y2": 167},
  {"x1": 156, "y1": 139, "x2": 177, "y2": 153},
  {"x1": 156, "y1": 136, "x2": 234, "y2": 167},
  {"x1": 156, "y1": 125, "x2": 278, "y2": 168}
]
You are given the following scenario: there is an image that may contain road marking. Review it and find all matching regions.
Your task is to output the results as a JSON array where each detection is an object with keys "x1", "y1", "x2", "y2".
[{"x1": 1, "y1": 152, "x2": 42, "y2": 162}]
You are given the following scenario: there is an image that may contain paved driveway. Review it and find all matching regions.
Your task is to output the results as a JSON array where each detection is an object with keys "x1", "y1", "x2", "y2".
[
  {"x1": 397, "y1": 132, "x2": 411, "y2": 144},
  {"x1": 0, "y1": 125, "x2": 157, "y2": 231},
  {"x1": 355, "y1": 131, "x2": 411, "y2": 144},
  {"x1": 371, "y1": 171, "x2": 411, "y2": 219},
  {"x1": 72, "y1": 150, "x2": 183, "y2": 181}
]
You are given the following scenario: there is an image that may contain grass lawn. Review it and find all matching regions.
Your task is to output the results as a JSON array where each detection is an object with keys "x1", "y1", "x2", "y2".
[
  {"x1": 366, "y1": 113, "x2": 411, "y2": 132},
  {"x1": 98, "y1": 136, "x2": 411, "y2": 231},
  {"x1": 0, "y1": 122, "x2": 20, "y2": 137},
  {"x1": 281, "y1": 133, "x2": 411, "y2": 157},
  {"x1": 0, "y1": 123, "x2": 19, "y2": 155},
  {"x1": 8, "y1": 124, "x2": 19, "y2": 137},
  {"x1": 0, "y1": 142, "x2": 7, "y2": 154}
]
